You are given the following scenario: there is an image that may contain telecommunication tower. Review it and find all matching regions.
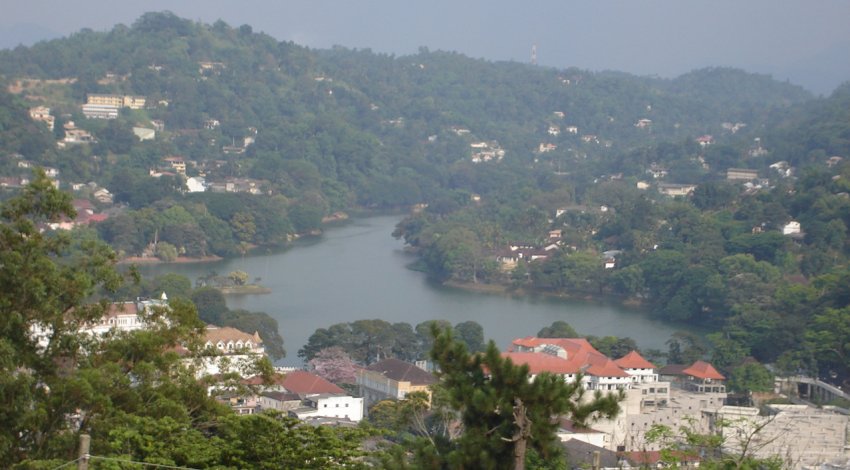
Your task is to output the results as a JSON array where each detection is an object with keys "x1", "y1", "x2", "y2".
[{"x1": 531, "y1": 44, "x2": 537, "y2": 65}]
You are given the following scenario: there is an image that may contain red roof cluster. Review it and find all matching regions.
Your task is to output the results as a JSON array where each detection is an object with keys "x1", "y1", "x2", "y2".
[{"x1": 507, "y1": 337, "x2": 642, "y2": 378}]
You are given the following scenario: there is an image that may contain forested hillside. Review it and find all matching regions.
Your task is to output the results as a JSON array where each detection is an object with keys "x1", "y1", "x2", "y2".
[{"x1": 2, "y1": 12, "x2": 850, "y2": 386}]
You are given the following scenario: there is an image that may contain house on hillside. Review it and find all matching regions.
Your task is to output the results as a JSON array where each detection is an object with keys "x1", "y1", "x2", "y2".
[
  {"x1": 29, "y1": 106, "x2": 55, "y2": 130},
  {"x1": 658, "y1": 183, "x2": 697, "y2": 197},
  {"x1": 726, "y1": 168, "x2": 759, "y2": 181}
]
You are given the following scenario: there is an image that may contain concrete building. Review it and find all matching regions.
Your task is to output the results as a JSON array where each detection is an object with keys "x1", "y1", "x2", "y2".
[
  {"x1": 357, "y1": 358, "x2": 437, "y2": 413},
  {"x1": 86, "y1": 94, "x2": 146, "y2": 109},
  {"x1": 289, "y1": 393, "x2": 364, "y2": 422},
  {"x1": 713, "y1": 404, "x2": 850, "y2": 468},
  {"x1": 506, "y1": 337, "x2": 732, "y2": 454},
  {"x1": 658, "y1": 183, "x2": 697, "y2": 197},
  {"x1": 81, "y1": 103, "x2": 119, "y2": 119},
  {"x1": 29, "y1": 106, "x2": 55, "y2": 130},
  {"x1": 727, "y1": 168, "x2": 759, "y2": 181}
]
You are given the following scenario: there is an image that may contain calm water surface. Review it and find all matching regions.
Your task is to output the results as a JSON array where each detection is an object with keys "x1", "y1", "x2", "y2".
[{"x1": 142, "y1": 216, "x2": 682, "y2": 365}]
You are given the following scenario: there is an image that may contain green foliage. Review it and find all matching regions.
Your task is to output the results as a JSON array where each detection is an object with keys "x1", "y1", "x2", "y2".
[
  {"x1": 154, "y1": 241, "x2": 178, "y2": 261},
  {"x1": 537, "y1": 321, "x2": 579, "y2": 338},
  {"x1": 728, "y1": 363, "x2": 774, "y2": 394},
  {"x1": 1, "y1": 175, "x2": 372, "y2": 467},
  {"x1": 392, "y1": 327, "x2": 622, "y2": 469},
  {"x1": 299, "y1": 319, "x2": 486, "y2": 365}
]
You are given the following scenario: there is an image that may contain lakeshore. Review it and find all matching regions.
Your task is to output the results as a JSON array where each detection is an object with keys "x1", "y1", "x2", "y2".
[
  {"x1": 118, "y1": 255, "x2": 223, "y2": 265},
  {"x1": 141, "y1": 215, "x2": 686, "y2": 366}
]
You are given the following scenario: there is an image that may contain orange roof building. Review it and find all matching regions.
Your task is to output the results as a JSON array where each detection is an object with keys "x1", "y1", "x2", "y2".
[
  {"x1": 508, "y1": 337, "x2": 641, "y2": 391},
  {"x1": 682, "y1": 360, "x2": 725, "y2": 380},
  {"x1": 281, "y1": 370, "x2": 345, "y2": 395},
  {"x1": 615, "y1": 350, "x2": 659, "y2": 384}
]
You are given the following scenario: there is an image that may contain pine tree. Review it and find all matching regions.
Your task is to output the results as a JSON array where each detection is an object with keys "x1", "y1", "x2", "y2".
[{"x1": 390, "y1": 327, "x2": 622, "y2": 469}]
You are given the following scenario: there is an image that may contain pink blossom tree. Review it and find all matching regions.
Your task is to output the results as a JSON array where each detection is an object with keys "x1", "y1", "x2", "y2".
[{"x1": 308, "y1": 346, "x2": 357, "y2": 384}]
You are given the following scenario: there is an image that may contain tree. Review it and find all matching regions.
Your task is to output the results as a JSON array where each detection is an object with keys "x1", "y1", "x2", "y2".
[
  {"x1": 666, "y1": 331, "x2": 707, "y2": 365},
  {"x1": 0, "y1": 172, "x2": 219, "y2": 465},
  {"x1": 368, "y1": 391, "x2": 432, "y2": 436},
  {"x1": 537, "y1": 321, "x2": 579, "y2": 338},
  {"x1": 453, "y1": 320, "x2": 485, "y2": 353},
  {"x1": 727, "y1": 362, "x2": 774, "y2": 394},
  {"x1": 308, "y1": 346, "x2": 357, "y2": 384},
  {"x1": 191, "y1": 286, "x2": 229, "y2": 324},
  {"x1": 396, "y1": 327, "x2": 622, "y2": 470},
  {"x1": 228, "y1": 270, "x2": 249, "y2": 286},
  {"x1": 646, "y1": 415, "x2": 785, "y2": 470},
  {"x1": 155, "y1": 241, "x2": 178, "y2": 261},
  {"x1": 220, "y1": 309, "x2": 286, "y2": 360},
  {"x1": 805, "y1": 306, "x2": 850, "y2": 382},
  {"x1": 588, "y1": 336, "x2": 639, "y2": 359}
]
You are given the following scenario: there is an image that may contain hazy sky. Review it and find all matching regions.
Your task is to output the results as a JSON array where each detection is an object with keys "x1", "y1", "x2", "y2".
[{"x1": 3, "y1": 1, "x2": 849, "y2": 94}]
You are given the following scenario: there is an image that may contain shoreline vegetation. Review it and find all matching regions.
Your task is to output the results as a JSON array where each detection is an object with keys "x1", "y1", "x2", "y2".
[
  {"x1": 442, "y1": 278, "x2": 647, "y2": 309},
  {"x1": 216, "y1": 284, "x2": 272, "y2": 295}
]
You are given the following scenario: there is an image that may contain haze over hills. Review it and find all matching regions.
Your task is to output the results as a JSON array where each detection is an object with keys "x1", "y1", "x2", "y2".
[
  {"x1": 3, "y1": 1, "x2": 850, "y2": 95},
  {"x1": 3, "y1": 11, "x2": 850, "y2": 469}
]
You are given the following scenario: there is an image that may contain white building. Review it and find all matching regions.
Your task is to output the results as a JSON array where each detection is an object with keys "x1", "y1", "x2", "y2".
[
  {"x1": 289, "y1": 393, "x2": 364, "y2": 422},
  {"x1": 186, "y1": 176, "x2": 206, "y2": 193},
  {"x1": 782, "y1": 221, "x2": 801, "y2": 235}
]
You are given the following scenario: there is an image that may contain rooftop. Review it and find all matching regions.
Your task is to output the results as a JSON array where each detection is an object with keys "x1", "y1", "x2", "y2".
[{"x1": 366, "y1": 358, "x2": 436, "y2": 386}]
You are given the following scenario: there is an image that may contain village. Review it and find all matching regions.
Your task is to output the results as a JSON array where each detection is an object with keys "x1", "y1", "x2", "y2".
[{"x1": 27, "y1": 293, "x2": 849, "y2": 469}]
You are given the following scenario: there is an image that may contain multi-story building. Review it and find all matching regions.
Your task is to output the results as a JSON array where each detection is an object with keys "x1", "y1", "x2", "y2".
[
  {"x1": 81, "y1": 103, "x2": 119, "y2": 119},
  {"x1": 357, "y1": 358, "x2": 437, "y2": 413},
  {"x1": 29, "y1": 106, "x2": 55, "y2": 130},
  {"x1": 29, "y1": 295, "x2": 169, "y2": 350},
  {"x1": 506, "y1": 336, "x2": 729, "y2": 453},
  {"x1": 86, "y1": 94, "x2": 146, "y2": 109}
]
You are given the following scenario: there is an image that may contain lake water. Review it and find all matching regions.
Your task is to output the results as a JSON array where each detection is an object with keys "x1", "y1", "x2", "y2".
[{"x1": 140, "y1": 215, "x2": 683, "y2": 365}]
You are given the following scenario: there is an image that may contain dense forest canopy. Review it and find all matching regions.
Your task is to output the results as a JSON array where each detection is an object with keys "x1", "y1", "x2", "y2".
[{"x1": 1, "y1": 11, "x2": 849, "y2": 386}]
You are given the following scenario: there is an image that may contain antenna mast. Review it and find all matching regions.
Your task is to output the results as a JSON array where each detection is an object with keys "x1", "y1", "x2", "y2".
[{"x1": 530, "y1": 44, "x2": 537, "y2": 65}]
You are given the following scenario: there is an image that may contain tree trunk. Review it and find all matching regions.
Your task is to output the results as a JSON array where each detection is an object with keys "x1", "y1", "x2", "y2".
[{"x1": 511, "y1": 398, "x2": 531, "y2": 470}]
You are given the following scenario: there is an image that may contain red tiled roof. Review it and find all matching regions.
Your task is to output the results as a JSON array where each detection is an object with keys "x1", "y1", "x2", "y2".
[
  {"x1": 282, "y1": 370, "x2": 344, "y2": 395},
  {"x1": 502, "y1": 352, "x2": 581, "y2": 375},
  {"x1": 510, "y1": 337, "x2": 603, "y2": 357},
  {"x1": 585, "y1": 359, "x2": 631, "y2": 378},
  {"x1": 242, "y1": 374, "x2": 287, "y2": 386},
  {"x1": 86, "y1": 213, "x2": 108, "y2": 223},
  {"x1": 682, "y1": 360, "x2": 725, "y2": 380},
  {"x1": 615, "y1": 350, "x2": 656, "y2": 370},
  {"x1": 508, "y1": 337, "x2": 632, "y2": 378}
]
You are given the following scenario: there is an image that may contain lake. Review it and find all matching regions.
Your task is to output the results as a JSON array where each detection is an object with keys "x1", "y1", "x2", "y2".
[{"x1": 140, "y1": 215, "x2": 684, "y2": 365}]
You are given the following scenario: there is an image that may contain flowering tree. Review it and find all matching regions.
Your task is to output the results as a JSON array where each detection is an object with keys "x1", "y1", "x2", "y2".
[{"x1": 308, "y1": 346, "x2": 358, "y2": 384}]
